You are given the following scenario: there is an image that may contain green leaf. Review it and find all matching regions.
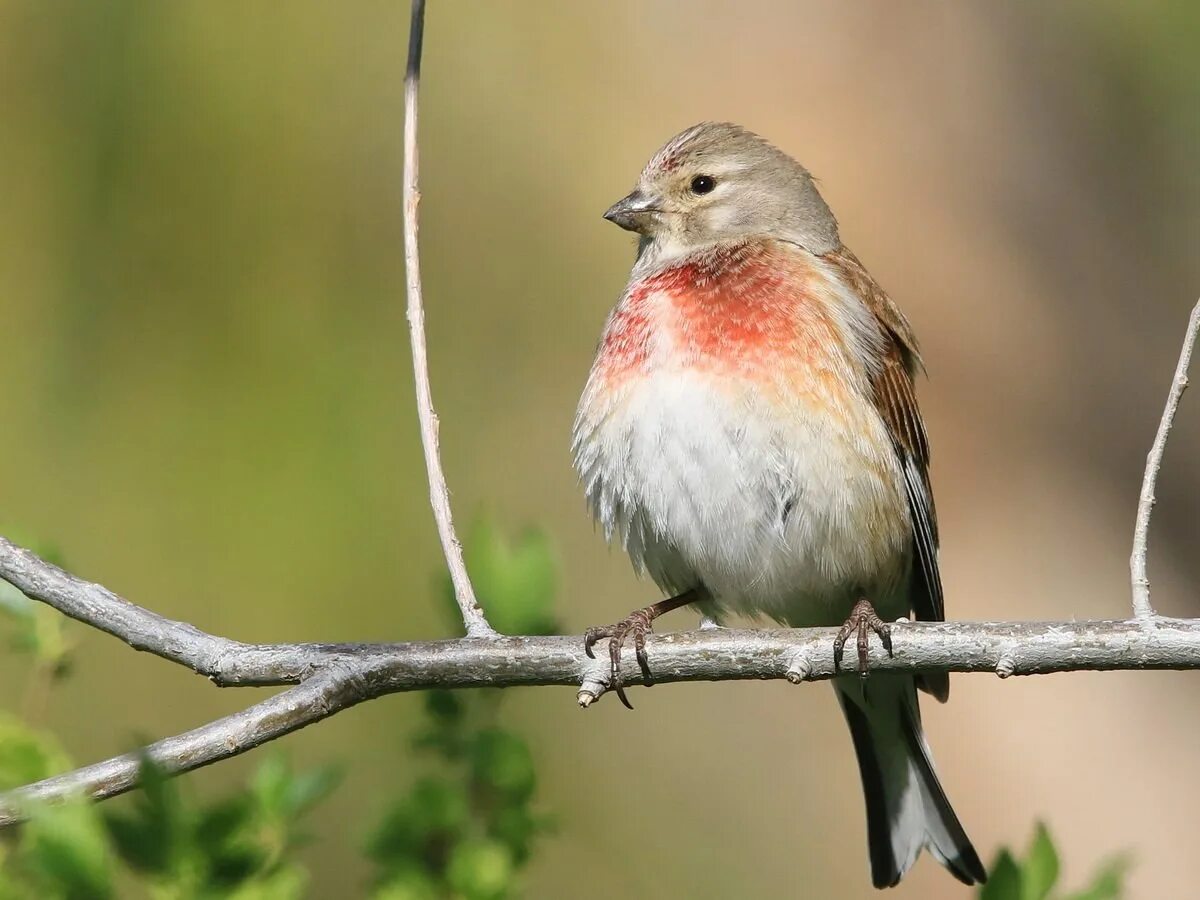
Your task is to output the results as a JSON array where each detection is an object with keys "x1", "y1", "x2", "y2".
[
  {"x1": 221, "y1": 863, "x2": 309, "y2": 900},
  {"x1": 0, "y1": 533, "x2": 73, "y2": 668},
  {"x1": 104, "y1": 757, "x2": 191, "y2": 877},
  {"x1": 423, "y1": 690, "x2": 464, "y2": 726},
  {"x1": 195, "y1": 794, "x2": 255, "y2": 852},
  {"x1": 371, "y1": 863, "x2": 440, "y2": 900},
  {"x1": 488, "y1": 806, "x2": 544, "y2": 865},
  {"x1": 471, "y1": 730, "x2": 536, "y2": 804},
  {"x1": 21, "y1": 801, "x2": 114, "y2": 900},
  {"x1": 1022, "y1": 822, "x2": 1060, "y2": 900},
  {"x1": 367, "y1": 777, "x2": 470, "y2": 867},
  {"x1": 137, "y1": 756, "x2": 189, "y2": 851},
  {"x1": 27, "y1": 607, "x2": 73, "y2": 670},
  {"x1": 412, "y1": 690, "x2": 470, "y2": 760},
  {"x1": 410, "y1": 777, "x2": 471, "y2": 836},
  {"x1": 281, "y1": 763, "x2": 344, "y2": 818},
  {"x1": 1062, "y1": 855, "x2": 1131, "y2": 900},
  {"x1": 195, "y1": 794, "x2": 268, "y2": 886},
  {"x1": 0, "y1": 839, "x2": 34, "y2": 900},
  {"x1": 446, "y1": 839, "x2": 513, "y2": 900},
  {"x1": 0, "y1": 713, "x2": 72, "y2": 791},
  {"x1": 250, "y1": 755, "x2": 293, "y2": 817},
  {"x1": 454, "y1": 519, "x2": 559, "y2": 636},
  {"x1": 980, "y1": 849, "x2": 1022, "y2": 900},
  {"x1": 0, "y1": 845, "x2": 28, "y2": 900},
  {"x1": 0, "y1": 532, "x2": 66, "y2": 625},
  {"x1": 103, "y1": 809, "x2": 166, "y2": 875},
  {"x1": 0, "y1": 580, "x2": 33, "y2": 621},
  {"x1": 194, "y1": 756, "x2": 340, "y2": 887}
]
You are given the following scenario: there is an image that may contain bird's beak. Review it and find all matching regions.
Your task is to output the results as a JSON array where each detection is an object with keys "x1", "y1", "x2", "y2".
[{"x1": 603, "y1": 190, "x2": 660, "y2": 233}]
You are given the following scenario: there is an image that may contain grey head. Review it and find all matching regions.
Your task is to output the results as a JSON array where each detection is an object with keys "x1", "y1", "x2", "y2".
[{"x1": 603, "y1": 122, "x2": 841, "y2": 261}]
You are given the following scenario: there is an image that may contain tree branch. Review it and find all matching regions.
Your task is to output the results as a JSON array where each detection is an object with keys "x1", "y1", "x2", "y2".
[
  {"x1": 0, "y1": 667, "x2": 366, "y2": 827},
  {"x1": 5, "y1": 533, "x2": 1200, "y2": 825},
  {"x1": 1131, "y1": 299, "x2": 1200, "y2": 618},
  {"x1": 401, "y1": 0, "x2": 494, "y2": 638}
]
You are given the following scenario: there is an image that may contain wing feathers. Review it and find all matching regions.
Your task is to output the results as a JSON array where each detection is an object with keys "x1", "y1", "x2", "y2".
[{"x1": 822, "y1": 247, "x2": 947, "y2": 700}]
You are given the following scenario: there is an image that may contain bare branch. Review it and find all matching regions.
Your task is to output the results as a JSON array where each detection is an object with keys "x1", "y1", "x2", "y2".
[
  {"x1": 0, "y1": 537, "x2": 244, "y2": 673},
  {"x1": 7, "y1": 533, "x2": 1200, "y2": 691},
  {"x1": 8, "y1": 530, "x2": 1200, "y2": 824},
  {"x1": 401, "y1": 0, "x2": 494, "y2": 637},
  {"x1": 1131, "y1": 298, "x2": 1200, "y2": 618},
  {"x1": 0, "y1": 668, "x2": 364, "y2": 827},
  {"x1": 6, "y1": 611, "x2": 1200, "y2": 824}
]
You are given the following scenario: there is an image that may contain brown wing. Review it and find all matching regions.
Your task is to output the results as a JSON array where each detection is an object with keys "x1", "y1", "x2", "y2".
[{"x1": 823, "y1": 247, "x2": 948, "y2": 701}]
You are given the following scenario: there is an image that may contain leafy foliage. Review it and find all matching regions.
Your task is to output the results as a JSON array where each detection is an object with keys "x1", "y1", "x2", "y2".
[
  {"x1": 0, "y1": 713, "x2": 72, "y2": 793},
  {"x1": 980, "y1": 823, "x2": 1130, "y2": 900},
  {"x1": 369, "y1": 518, "x2": 558, "y2": 898},
  {"x1": 0, "y1": 521, "x2": 554, "y2": 898},
  {"x1": 366, "y1": 690, "x2": 552, "y2": 899},
  {"x1": 11, "y1": 801, "x2": 115, "y2": 900},
  {"x1": 0, "y1": 535, "x2": 74, "y2": 689},
  {"x1": 103, "y1": 755, "x2": 340, "y2": 897},
  {"x1": 447, "y1": 519, "x2": 559, "y2": 637},
  {"x1": 0, "y1": 754, "x2": 338, "y2": 899}
]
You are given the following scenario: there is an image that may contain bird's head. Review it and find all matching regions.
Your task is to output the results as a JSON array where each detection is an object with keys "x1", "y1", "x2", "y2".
[{"x1": 604, "y1": 122, "x2": 841, "y2": 263}]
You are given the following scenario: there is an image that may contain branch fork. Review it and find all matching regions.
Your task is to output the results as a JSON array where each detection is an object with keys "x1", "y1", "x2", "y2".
[
  {"x1": 7, "y1": 534, "x2": 1200, "y2": 825},
  {"x1": 1129, "y1": 300, "x2": 1200, "y2": 619}
]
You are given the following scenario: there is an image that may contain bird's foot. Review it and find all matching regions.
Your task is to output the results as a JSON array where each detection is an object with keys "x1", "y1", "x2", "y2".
[
  {"x1": 583, "y1": 590, "x2": 697, "y2": 710},
  {"x1": 584, "y1": 607, "x2": 656, "y2": 710},
  {"x1": 833, "y1": 597, "x2": 893, "y2": 676}
]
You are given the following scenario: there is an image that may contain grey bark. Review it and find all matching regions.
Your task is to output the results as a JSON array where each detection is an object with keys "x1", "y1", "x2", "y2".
[{"x1": 3, "y1": 535, "x2": 1200, "y2": 826}]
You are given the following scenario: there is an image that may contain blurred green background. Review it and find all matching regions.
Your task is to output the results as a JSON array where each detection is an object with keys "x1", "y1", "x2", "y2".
[{"x1": 1, "y1": 1, "x2": 1198, "y2": 897}]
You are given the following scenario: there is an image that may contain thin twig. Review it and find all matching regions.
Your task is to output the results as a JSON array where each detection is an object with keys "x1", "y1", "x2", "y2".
[
  {"x1": 0, "y1": 537, "x2": 244, "y2": 674},
  {"x1": 402, "y1": 0, "x2": 494, "y2": 637},
  {"x1": 1131, "y1": 299, "x2": 1200, "y2": 618},
  {"x1": 0, "y1": 668, "x2": 364, "y2": 827}
]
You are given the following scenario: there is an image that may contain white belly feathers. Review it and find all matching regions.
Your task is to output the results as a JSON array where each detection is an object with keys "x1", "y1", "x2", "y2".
[{"x1": 573, "y1": 366, "x2": 912, "y2": 625}]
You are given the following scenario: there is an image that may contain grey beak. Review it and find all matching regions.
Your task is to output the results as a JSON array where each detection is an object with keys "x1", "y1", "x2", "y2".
[{"x1": 602, "y1": 190, "x2": 659, "y2": 233}]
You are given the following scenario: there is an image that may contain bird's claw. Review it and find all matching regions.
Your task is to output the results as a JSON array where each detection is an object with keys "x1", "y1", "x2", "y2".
[
  {"x1": 583, "y1": 607, "x2": 656, "y2": 709},
  {"x1": 833, "y1": 597, "x2": 893, "y2": 676}
]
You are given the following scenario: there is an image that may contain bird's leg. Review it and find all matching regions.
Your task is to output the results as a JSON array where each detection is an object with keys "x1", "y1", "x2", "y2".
[
  {"x1": 833, "y1": 597, "x2": 894, "y2": 676},
  {"x1": 583, "y1": 588, "x2": 698, "y2": 709}
]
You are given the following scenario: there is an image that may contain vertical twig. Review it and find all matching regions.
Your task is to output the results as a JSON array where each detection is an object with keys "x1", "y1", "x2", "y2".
[
  {"x1": 1131, "y1": 299, "x2": 1200, "y2": 619},
  {"x1": 402, "y1": 0, "x2": 495, "y2": 637}
]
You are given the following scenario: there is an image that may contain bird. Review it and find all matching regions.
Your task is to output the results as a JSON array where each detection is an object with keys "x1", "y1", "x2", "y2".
[{"x1": 571, "y1": 122, "x2": 986, "y2": 889}]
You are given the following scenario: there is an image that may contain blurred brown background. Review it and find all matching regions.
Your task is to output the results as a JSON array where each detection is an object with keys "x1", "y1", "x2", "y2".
[{"x1": 2, "y1": 1, "x2": 1199, "y2": 897}]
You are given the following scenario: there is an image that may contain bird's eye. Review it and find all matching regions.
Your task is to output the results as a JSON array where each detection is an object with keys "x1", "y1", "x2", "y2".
[{"x1": 690, "y1": 175, "x2": 716, "y2": 195}]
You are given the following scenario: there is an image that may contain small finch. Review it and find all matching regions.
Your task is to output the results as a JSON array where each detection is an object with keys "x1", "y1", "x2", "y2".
[{"x1": 572, "y1": 122, "x2": 986, "y2": 889}]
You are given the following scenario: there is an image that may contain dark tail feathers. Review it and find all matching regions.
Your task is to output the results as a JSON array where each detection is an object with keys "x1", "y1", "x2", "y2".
[{"x1": 836, "y1": 677, "x2": 987, "y2": 889}]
